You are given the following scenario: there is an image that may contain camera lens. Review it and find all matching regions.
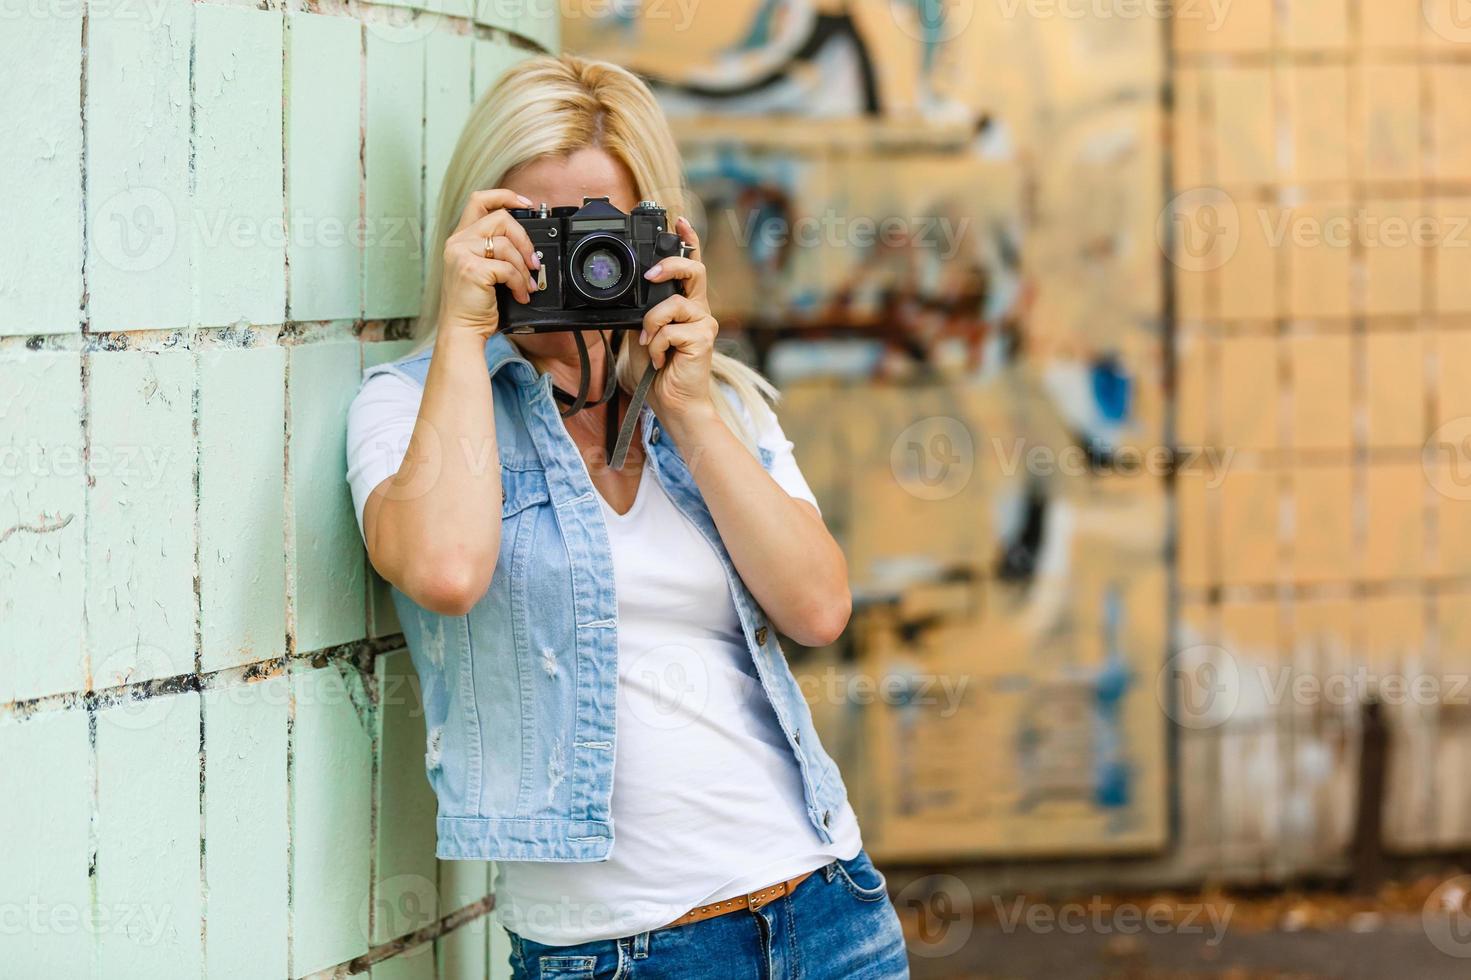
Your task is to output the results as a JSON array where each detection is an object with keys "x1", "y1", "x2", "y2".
[
  {"x1": 568, "y1": 234, "x2": 637, "y2": 304},
  {"x1": 580, "y1": 247, "x2": 623, "y2": 290}
]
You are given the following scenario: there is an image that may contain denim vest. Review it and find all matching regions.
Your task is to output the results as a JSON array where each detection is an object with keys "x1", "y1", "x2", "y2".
[{"x1": 364, "y1": 334, "x2": 850, "y2": 862}]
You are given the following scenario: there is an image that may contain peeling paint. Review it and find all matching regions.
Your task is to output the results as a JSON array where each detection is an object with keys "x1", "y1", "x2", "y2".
[
  {"x1": 0, "y1": 512, "x2": 75, "y2": 546},
  {"x1": 334, "y1": 659, "x2": 376, "y2": 735},
  {"x1": 4, "y1": 1, "x2": 558, "y2": 975},
  {"x1": 0, "y1": 9, "x2": 83, "y2": 337}
]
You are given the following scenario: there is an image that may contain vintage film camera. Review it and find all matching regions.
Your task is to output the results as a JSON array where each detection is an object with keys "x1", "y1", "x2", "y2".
[
  {"x1": 494, "y1": 196, "x2": 691, "y2": 468},
  {"x1": 496, "y1": 196, "x2": 689, "y2": 333}
]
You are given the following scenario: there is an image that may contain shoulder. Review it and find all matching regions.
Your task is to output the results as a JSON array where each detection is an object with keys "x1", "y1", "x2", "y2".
[
  {"x1": 715, "y1": 380, "x2": 782, "y2": 444},
  {"x1": 713, "y1": 381, "x2": 799, "y2": 478},
  {"x1": 351, "y1": 365, "x2": 424, "y2": 421},
  {"x1": 713, "y1": 381, "x2": 821, "y2": 509},
  {"x1": 362, "y1": 348, "x2": 433, "y2": 390}
]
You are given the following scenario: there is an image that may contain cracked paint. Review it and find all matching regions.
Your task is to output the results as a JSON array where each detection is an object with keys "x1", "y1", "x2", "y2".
[
  {"x1": 0, "y1": 9, "x2": 82, "y2": 336},
  {"x1": 3, "y1": 1, "x2": 560, "y2": 975},
  {"x1": 0, "y1": 512, "x2": 75, "y2": 546}
]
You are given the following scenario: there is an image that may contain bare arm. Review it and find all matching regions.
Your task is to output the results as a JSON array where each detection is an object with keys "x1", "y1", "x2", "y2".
[
  {"x1": 362, "y1": 189, "x2": 540, "y2": 616},
  {"x1": 639, "y1": 217, "x2": 851, "y2": 646},
  {"x1": 665, "y1": 407, "x2": 851, "y2": 647},
  {"x1": 362, "y1": 330, "x2": 501, "y2": 616}
]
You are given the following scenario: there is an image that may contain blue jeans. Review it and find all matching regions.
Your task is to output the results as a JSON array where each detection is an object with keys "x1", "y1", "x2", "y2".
[{"x1": 507, "y1": 851, "x2": 910, "y2": 979}]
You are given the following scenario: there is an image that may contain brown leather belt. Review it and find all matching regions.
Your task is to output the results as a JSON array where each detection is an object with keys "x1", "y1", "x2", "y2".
[{"x1": 665, "y1": 870, "x2": 816, "y2": 929}]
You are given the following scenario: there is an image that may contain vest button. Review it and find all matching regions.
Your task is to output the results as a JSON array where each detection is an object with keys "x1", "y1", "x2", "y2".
[{"x1": 755, "y1": 626, "x2": 768, "y2": 645}]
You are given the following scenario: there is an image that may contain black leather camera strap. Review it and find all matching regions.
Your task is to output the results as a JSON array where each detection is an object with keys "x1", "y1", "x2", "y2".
[
  {"x1": 551, "y1": 329, "x2": 617, "y2": 418},
  {"x1": 610, "y1": 361, "x2": 656, "y2": 471},
  {"x1": 548, "y1": 329, "x2": 655, "y2": 472}
]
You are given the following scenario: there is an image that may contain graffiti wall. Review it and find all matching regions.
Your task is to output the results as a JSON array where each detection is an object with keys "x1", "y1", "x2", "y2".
[{"x1": 568, "y1": 0, "x2": 1171, "y2": 859}]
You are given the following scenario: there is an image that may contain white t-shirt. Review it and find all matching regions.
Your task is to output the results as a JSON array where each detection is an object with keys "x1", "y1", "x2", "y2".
[{"x1": 345, "y1": 372, "x2": 862, "y2": 945}]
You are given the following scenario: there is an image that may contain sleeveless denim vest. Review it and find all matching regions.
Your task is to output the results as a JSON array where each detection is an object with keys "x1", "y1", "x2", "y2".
[{"x1": 362, "y1": 334, "x2": 851, "y2": 861}]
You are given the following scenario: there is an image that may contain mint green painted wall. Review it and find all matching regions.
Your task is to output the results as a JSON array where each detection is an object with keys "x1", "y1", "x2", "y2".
[{"x1": 0, "y1": 3, "x2": 555, "y2": 975}]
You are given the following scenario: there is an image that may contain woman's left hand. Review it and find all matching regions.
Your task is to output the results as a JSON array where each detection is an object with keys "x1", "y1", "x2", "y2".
[{"x1": 634, "y1": 216, "x2": 719, "y2": 423}]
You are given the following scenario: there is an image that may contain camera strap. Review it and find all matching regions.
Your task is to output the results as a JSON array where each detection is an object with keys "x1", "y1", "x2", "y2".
[
  {"x1": 610, "y1": 360, "x2": 656, "y2": 471},
  {"x1": 547, "y1": 328, "x2": 655, "y2": 471},
  {"x1": 549, "y1": 329, "x2": 618, "y2": 418}
]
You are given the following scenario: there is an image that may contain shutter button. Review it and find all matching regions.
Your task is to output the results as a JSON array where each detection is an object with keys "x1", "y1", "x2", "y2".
[{"x1": 755, "y1": 626, "x2": 768, "y2": 645}]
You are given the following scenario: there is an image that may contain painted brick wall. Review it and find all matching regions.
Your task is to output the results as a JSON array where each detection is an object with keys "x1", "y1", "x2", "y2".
[
  {"x1": 0, "y1": 2, "x2": 557, "y2": 976},
  {"x1": 1170, "y1": 0, "x2": 1471, "y2": 869}
]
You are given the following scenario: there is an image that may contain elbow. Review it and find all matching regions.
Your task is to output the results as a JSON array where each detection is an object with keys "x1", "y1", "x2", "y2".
[
  {"x1": 785, "y1": 589, "x2": 852, "y2": 648},
  {"x1": 402, "y1": 553, "x2": 497, "y2": 617}
]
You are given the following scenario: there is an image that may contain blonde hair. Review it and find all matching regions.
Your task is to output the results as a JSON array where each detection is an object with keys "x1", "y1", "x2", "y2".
[{"x1": 419, "y1": 53, "x2": 777, "y2": 447}]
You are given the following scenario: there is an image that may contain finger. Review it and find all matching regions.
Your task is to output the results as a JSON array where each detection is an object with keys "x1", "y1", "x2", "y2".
[
  {"x1": 643, "y1": 255, "x2": 707, "y2": 304},
  {"x1": 453, "y1": 246, "x2": 527, "y2": 303},
  {"x1": 642, "y1": 296, "x2": 713, "y2": 367},
  {"x1": 640, "y1": 294, "x2": 703, "y2": 345},
  {"x1": 647, "y1": 318, "x2": 715, "y2": 370},
  {"x1": 487, "y1": 237, "x2": 534, "y2": 300},
  {"x1": 483, "y1": 256, "x2": 529, "y2": 304},
  {"x1": 675, "y1": 214, "x2": 702, "y2": 257},
  {"x1": 460, "y1": 211, "x2": 540, "y2": 273},
  {"x1": 455, "y1": 189, "x2": 534, "y2": 235}
]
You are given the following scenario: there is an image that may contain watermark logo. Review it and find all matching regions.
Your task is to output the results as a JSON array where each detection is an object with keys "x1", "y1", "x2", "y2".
[
  {"x1": 896, "y1": 874, "x2": 974, "y2": 958},
  {"x1": 94, "y1": 642, "x2": 184, "y2": 732},
  {"x1": 364, "y1": 0, "x2": 471, "y2": 46},
  {"x1": 1423, "y1": 875, "x2": 1471, "y2": 958},
  {"x1": 622, "y1": 644, "x2": 710, "y2": 730},
  {"x1": 889, "y1": 0, "x2": 976, "y2": 44},
  {"x1": 0, "y1": 899, "x2": 172, "y2": 945},
  {"x1": 2, "y1": 440, "x2": 173, "y2": 489},
  {"x1": 88, "y1": 186, "x2": 424, "y2": 275},
  {"x1": 93, "y1": 186, "x2": 178, "y2": 275},
  {"x1": 1157, "y1": 647, "x2": 1468, "y2": 729},
  {"x1": 556, "y1": 0, "x2": 700, "y2": 32},
  {"x1": 720, "y1": 207, "x2": 972, "y2": 262},
  {"x1": 994, "y1": 895, "x2": 1234, "y2": 946},
  {"x1": 1155, "y1": 644, "x2": 1241, "y2": 730},
  {"x1": 1425, "y1": 0, "x2": 1471, "y2": 44},
  {"x1": 0, "y1": 0, "x2": 173, "y2": 29},
  {"x1": 891, "y1": 416, "x2": 975, "y2": 501},
  {"x1": 1159, "y1": 187, "x2": 1240, "y2": 273},
  {"x1": 995, "y1": 0, "x2": 1223, "y2": 24},
  {"x1": 795, "y1": 666, "x2": 971, "y2": 717},
  {"x1": 360, "y1": 874, "x2": 438, "y2": 952},
  {"x1": 1425, "y1": 417, "x2": 1471, "y2": 502},
  {"x1": 990, "y1": 438, "x2": 1235, "y2": 488}
]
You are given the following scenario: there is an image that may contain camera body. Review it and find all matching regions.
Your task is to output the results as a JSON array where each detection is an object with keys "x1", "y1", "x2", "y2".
[{"x1": 497, "y1": 197, "x2": 686, "y2": 333}]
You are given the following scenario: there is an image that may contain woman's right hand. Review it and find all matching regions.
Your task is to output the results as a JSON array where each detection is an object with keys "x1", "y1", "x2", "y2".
[{"x1": 438, "y1": 189, "x2": 543, "y2": 340}]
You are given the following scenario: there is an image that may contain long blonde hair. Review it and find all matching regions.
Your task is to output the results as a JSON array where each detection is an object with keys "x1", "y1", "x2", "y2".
[{"x1": 419, "y1": 54, "x2": 777, "y2": 446}]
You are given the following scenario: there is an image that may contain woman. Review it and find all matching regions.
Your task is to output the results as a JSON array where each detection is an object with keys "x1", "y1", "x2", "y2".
[{"x1": 346, "y1": 54, "x2": 909, "y2": 978}]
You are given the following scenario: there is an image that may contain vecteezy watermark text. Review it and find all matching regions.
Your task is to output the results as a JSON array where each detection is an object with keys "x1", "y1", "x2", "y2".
[
  {"x1": 993, "y1": 895, "x2": 1234, "y2": 946},
  {"x1": 722, "y1": 208, "x2": 973, "y2": 262},
  {"x1": 995, "y1": 0, "x2": 1231, "y2": 31},
  {"x1": 992, "y1": 438, "x2": 1235, "y2": 488}
]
